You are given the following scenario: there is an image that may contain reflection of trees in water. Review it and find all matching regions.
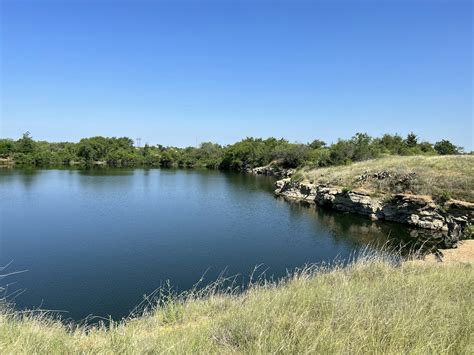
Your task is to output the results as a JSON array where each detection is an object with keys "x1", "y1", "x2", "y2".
[
  {"x1": 223, "y1": 172, "x2": 276, "y2": 193},
  {"x1": 3, "y1": 168, "x2": 41, "y2": 189},
  {"x1": 20, "y1": 170, "x2": 40, "y2": 188},
  {"x1": 281, "y1": 198, "x2": 440, "y2": 255},
  {"x1": 77, "y1": 167, "x2": 135, "y2": 176},
  {"x1": 3, "y1": 168, "x2": 446, "y2": 256},
  {"x1": 76, "y1": 168, "x2": 138, "y2": 191}
]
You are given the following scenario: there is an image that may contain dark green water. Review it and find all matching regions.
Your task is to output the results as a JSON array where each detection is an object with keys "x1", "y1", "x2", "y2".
[{"x1": 0, "y1": 168, "x2": 414, "y2": 322}]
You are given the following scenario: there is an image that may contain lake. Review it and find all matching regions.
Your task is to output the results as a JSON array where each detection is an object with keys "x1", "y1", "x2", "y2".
[{"x1": 0, "y1": 168, "x2": 414, "y2": 322}]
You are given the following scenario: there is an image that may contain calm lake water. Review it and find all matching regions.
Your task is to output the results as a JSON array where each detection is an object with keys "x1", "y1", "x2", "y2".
[{"x1": 1, "y1": 168, "x2": 414, "y2": 322}]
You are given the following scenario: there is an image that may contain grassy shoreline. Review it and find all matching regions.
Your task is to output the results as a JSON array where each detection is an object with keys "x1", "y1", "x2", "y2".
[{"x1": 1, "y1": 257, "x2": 473, "y2": 353}]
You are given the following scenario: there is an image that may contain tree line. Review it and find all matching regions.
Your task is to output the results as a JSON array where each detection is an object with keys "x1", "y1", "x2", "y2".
[{"x1": 0, "y1": 132, "x2": 465, "y2": 170}]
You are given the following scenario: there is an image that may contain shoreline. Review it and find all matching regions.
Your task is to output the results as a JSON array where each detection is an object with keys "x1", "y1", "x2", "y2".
[
  {"x1": 420, "y1": 240, "x2": 474, "y2": 264},
  {"x1": 271, "y1": 176, "x2": 473, "y2": 250}
]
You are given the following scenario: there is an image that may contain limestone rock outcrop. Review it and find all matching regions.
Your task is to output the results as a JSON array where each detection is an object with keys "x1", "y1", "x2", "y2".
[
  {"x1": 275, "y1": 179, "x2": 473, "y2": 248},
  {"x1": 249, "y1": 165, "x2": 294, "y2": 178}
]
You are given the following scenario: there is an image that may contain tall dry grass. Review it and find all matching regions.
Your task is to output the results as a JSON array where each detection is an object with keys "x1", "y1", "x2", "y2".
[
  {"x1": 1, "y1": 253, "x2": 472, "y2": 354},
  {"x1": 297, "y1": 155, "x2": 474, "y2": 202}
]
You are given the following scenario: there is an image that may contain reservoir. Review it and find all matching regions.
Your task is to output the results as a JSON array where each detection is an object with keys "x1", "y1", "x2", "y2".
[{"x1": 0, "y1": 168, "x2": 414, "y2": 321}]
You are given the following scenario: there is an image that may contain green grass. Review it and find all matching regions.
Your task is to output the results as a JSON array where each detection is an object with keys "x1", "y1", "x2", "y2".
[
  {"x1": 1, "y1": 258, "x2": 473, "y2": 354},
  {"x1": 298, "y1": 155, "x2": 474, "y2": 202}
]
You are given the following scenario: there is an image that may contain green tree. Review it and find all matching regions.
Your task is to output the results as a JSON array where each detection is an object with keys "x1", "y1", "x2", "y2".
[
  {"x1": 17, "y1": 132, "x2": 35, "y2": 154},
  {"x1": 161, "y1": 150, "x2": 173, "y2": 167},
  {"x1": 434, "y1": 140, "x2": 461, "y2": 155},
  {"x1": 221, "y1": 138, "x2": 267, "y2": 170},
  {"x1": 196, "y1": 142, "x2": 224, "y2": 169},
  {"x1": 418, "y1": 141, "x2": 436, "y2": 155},
  {"x1": 272, "y1": 143, "x2": 309, "y2": 168},
  {"x1": 374, "y1": 134, "x2": 407, "y2": 155},
  {"x1": 405, "y1": 132, "x2": 418, "y2": 148},
  {"x1": 308, "y1": 139, "x2": 326, "y2": 150},
  {"x1": 351, "y1": 133, "x2": 378, "y2": 161},
  {"x1": 0, "y1": 139, "x2": 15, "y2": 156},
  {"x1": 329, "y1": 139, "x2": 355, "y2": 165}
]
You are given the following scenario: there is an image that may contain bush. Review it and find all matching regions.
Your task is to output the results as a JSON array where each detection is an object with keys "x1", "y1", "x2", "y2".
[{"x1": 434, "y1": 140, "x2": 462, "y2": 155}]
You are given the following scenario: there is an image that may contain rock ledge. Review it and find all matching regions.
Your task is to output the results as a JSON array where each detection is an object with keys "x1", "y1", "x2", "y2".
[{"x1": 275, "y1": 179, "x2": 473, "y2": 248}]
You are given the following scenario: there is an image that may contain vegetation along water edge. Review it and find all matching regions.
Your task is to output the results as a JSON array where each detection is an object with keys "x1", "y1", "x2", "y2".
[
  {"x1": 2, "y1": 132, "x2": 472, "y2": 249},
  {"x1": 1, "y1": 252, "x2": 473, "y2": 353}
]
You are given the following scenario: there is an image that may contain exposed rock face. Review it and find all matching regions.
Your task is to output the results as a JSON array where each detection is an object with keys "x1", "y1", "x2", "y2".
[
  {"x1": 0, "y1": 157, "x2": 14, "y2": 166},
  {"x1": 275, "y1": 179, "x2": 473, "y2": 248},
  {"x1": 249, "y1": 165, "x2": 294, "y2": 178}
]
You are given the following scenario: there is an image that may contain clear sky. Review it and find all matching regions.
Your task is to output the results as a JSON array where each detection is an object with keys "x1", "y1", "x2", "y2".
[{"x1": 1, "y1": 0, "x2": 472, "y2": 149}]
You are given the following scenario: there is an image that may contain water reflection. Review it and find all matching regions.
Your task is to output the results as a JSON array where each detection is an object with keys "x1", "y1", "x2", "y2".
[
  {"x1": 77, "y1": 167, "x2": 136, "y2": 176},
  {"x1": 281, "y1": 198, "x2": 440, "y2": 254},
  {"x1": 1, "y1": 168, "x2": 421, "y2": 322},
  {"x1": 0, "y1": 168, "x2": 41, "y2": 189}
]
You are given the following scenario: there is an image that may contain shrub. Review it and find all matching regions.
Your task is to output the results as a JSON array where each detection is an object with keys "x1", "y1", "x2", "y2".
[{"x1": 434, "y1": 140, "x2": 462, "y2": 155}]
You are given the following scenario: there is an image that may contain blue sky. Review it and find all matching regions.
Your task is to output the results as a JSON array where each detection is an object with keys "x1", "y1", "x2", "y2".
[{"x1": 1, "y1": 0, "x2": 472, "y2": 149}]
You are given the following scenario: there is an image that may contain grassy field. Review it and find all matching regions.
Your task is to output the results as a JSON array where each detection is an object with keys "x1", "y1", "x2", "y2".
[
  {"x1": 295, "y1": 155, "x2": 474, "y2": 202},
  {"x1": 1, "y1": 257, "x2": 473, "y2": 354}
]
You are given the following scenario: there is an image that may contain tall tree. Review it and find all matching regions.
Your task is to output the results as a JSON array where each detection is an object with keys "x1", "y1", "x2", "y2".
[
  {"x1": 17, "y1": 131, "x2": 35, "y2": 153},
  {"x1": 405, "y1": 132, "x2": 418, "y2": 148}
]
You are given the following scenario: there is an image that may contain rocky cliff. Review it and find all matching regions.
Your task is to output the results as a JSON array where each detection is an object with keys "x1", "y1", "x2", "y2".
[
  {"x1": 275, "y1": 178, "x2": 473, "y2": 248},
  {"x1": 248, "y1": 164, "x2": 294, "y2": 178}
]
